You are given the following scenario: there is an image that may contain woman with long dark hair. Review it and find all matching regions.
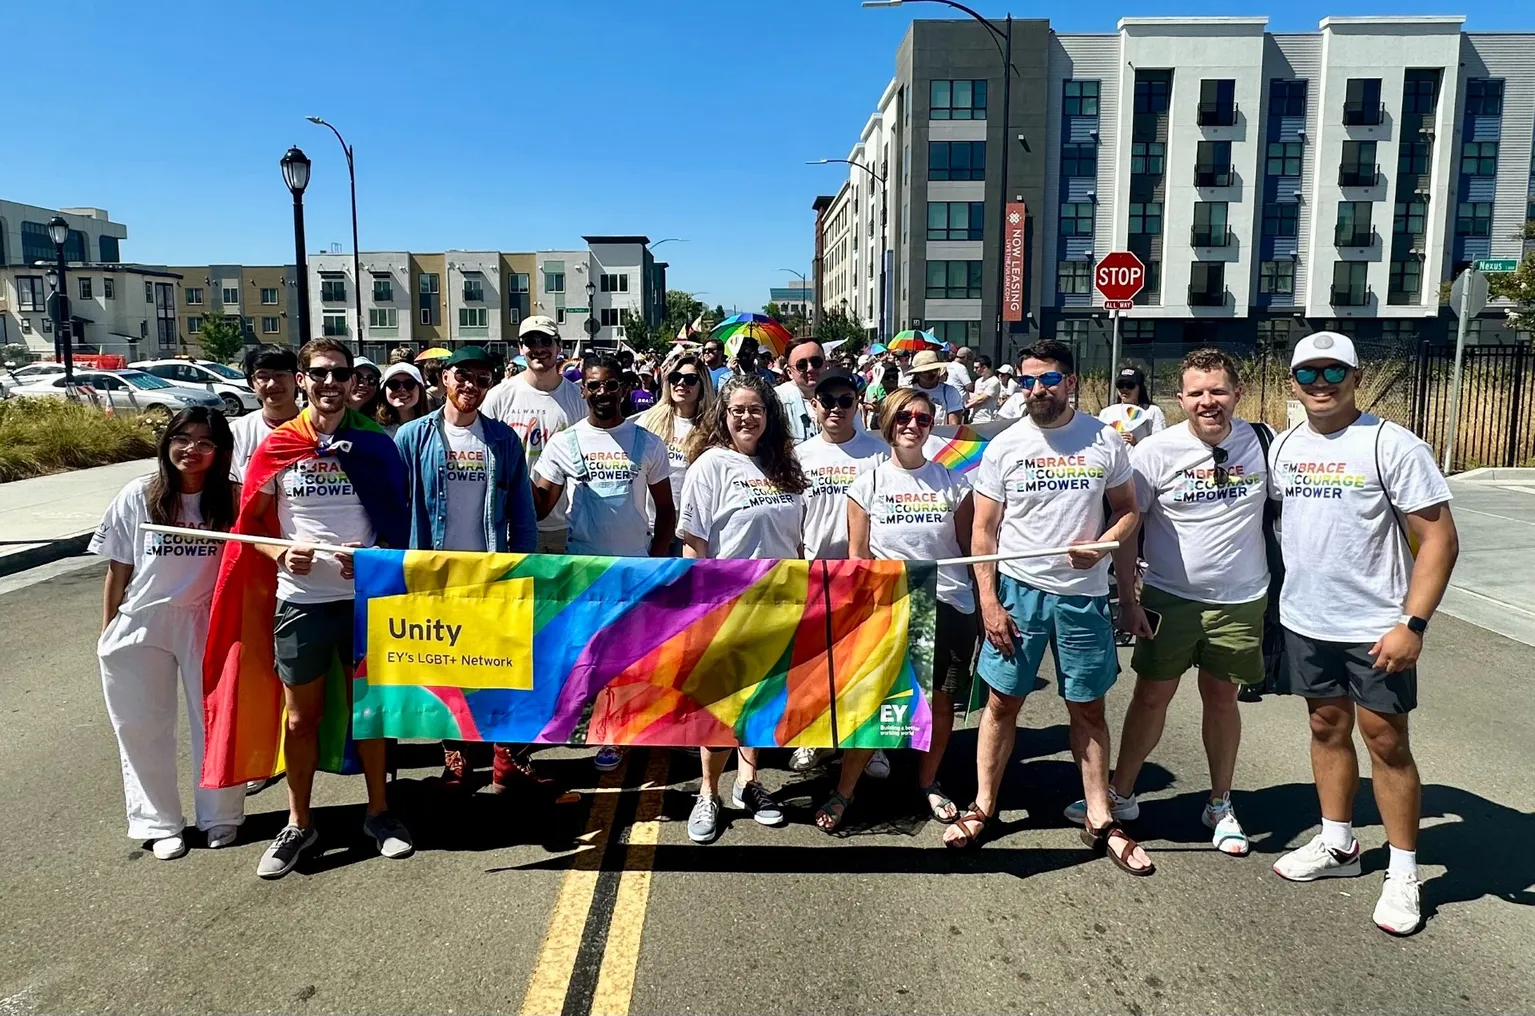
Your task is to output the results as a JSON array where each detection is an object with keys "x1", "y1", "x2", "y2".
[
  {"x1": 1099, "y1": 366, "x2": 1167, "y2": 446},
  {"x1": 90, "y1": 407, "x2": 245, "y2": 859},
  {"x1": 676, "y1": 372, "x2": 807, "y2": 844}
]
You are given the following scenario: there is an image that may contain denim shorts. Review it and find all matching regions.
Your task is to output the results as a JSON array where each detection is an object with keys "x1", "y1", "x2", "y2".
[{"x1": 977, "y1": 574, "x2": 1119, "y2": 703}]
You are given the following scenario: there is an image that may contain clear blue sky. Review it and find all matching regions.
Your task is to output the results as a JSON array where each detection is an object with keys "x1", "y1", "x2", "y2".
[{"x1": 10, "y1": 0, "x2": 1530, "y2": 313}]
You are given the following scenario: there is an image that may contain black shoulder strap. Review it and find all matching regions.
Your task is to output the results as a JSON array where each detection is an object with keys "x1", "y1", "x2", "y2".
[{"x1": 1375, "y1": 418, "x2": 1412, "y2": 545}]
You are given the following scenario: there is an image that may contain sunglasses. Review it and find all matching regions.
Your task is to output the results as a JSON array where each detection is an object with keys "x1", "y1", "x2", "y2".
[
  {"x1": 893, "y1": 410, "x2": 935, "y2": 428},
  {"x1": 1115, "y1": 380, "x2": 1140, "y2": 390},
  {"x1": 1211, "y1": 445, "x2": 1230, "y2": 487},
  {"x1": 451, "y1": 366, "x2": 494, "y2": 387},
  {"x1": 169, "y1": 434, "x2": 218, "y2": 454},
  {"x1": 583, "y1": 378, "x2": 623, "y2": 394},
  {"x1": 385, "y1": 378, "x2": 420, "y2": 393},
  {"x1": 1020, "y1": 371, "x2": 1065, "y2": 390},
  {"x1": 667, "y1": 371, "x2": 702, "y2": 387},
  {"x1": 1293, "y1": 364, "x2": 1350, "y2": 385},
  {"x1": 304, "y1": 366, "x2": 355, "y2": 384},
  {"x1": 815, "y1": 393, "x2": 857, "y2": 411},
  {"x1": 354, "y1": 373, "x2": 380, "y2": 387},
  {"x1": 522, "y1": 334, "x2": 557, "y2": 348},
  {"x1": 792, "y1": 356, "x2": 825, "y2": 373},
  {"x1": 703, "y1": 346, "x2": 723, "y2": 355}
]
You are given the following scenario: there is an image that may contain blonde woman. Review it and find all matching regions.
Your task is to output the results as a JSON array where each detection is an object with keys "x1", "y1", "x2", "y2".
[{"x1": 638, "y1": 352, "x2": 716, "y2": 553}]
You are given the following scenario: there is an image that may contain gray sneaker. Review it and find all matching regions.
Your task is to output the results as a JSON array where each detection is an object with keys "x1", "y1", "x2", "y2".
[
  {"x1": 362, "y1": 812, "x2": 415, "y2": 859},
  {"x1": 256, "y1": 823, "x2": 317, "y2": 879},
  {"x1": 688, "y1": 794, "x2": 722, "y2": 844},
  {"x1": 731, "y1": 779, "x2": 786, "y2": 826}
]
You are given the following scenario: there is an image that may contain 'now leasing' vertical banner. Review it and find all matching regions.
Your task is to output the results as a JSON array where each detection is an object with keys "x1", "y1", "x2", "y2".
[{"x1": 1002, "y1": 202, "x2": 1027, "y2": 323}]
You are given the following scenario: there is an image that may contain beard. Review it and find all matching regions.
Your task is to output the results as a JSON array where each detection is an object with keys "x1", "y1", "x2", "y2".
[{"x1": 1026, "y1": 393, "x2": 1068, "y2": 425}]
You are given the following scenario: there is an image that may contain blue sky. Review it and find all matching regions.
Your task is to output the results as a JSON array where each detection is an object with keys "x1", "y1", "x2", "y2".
[{"x1": 11, "y1": 0, "x2": 1530, "y2": 313}]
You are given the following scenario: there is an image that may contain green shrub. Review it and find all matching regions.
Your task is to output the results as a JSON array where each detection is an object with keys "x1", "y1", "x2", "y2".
[{"x1": 0, "y1": 399, "x2": 157, "y2": 483}]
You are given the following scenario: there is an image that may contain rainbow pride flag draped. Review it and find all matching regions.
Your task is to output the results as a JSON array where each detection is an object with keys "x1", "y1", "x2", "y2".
[
  {"x1": 350, "y1": 550, "x2": 937, "y2": 750},
  {"x1": 923, "y1": 418, "x2": 1019, "y2": 475}
]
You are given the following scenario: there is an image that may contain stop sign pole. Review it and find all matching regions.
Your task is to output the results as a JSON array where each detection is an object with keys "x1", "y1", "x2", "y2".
[{"x1": 1095, "y1": 252, "x2": 1146, "y2": 375}]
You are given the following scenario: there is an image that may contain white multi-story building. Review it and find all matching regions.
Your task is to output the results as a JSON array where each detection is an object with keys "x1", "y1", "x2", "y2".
[
  {"x1": 814, "y1": 181, "x2": 855, "y2": 322},
  {"x1": 1, "y1": 263, "x2": 181, "y2": 359},
  {"x1": 0, "y1": 201, "x2": 127, "y2": 269}
]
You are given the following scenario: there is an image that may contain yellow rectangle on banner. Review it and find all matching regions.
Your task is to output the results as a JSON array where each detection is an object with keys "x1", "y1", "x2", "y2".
[{"x1": 367, "y1": 577, "x2": 535, "y2": 690}]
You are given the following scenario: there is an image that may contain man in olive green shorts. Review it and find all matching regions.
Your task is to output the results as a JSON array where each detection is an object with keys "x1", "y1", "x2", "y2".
[{"x1": 1068, "y1": 349, "x2": 1271, "y2": 857}]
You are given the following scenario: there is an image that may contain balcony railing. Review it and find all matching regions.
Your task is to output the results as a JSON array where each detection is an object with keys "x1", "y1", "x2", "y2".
[
  {"x1": 1338, "y1": 164, "x2": 1381, "y2": 187},
  {"x1": 1197, "y1": 101, "x2": 1239, "y2": 127},
  {"x1": 1187, "y1": 285, "x2": 1228, "y2": 307},
  {"x1": 1190, "y1": 226, "x2": 1233, "y2": 247},
  {"x1": 1343, "y1": 100, "x2": 1385, "y2": 126},
  {"x1": 1334, "y1": 225, "x2": 1376, "y2": 247},
  {"x1": 1330, "y1": 284, "x2": 1372, "y2": 307},
  {"x1": 462, "y1": 287, "x2": 483, "y2": 302},
  {"x1": 1194, "y1": 164, "x2": 1234, "y2": 187}
]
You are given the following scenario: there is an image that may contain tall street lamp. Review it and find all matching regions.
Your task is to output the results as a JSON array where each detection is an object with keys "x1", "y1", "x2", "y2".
[
  {"x1": 777, "y1": 267, "x2": 811, "y2": 334},
  {"x1": 306, "y1": 116, "x2": 364, "y2": 349},
  {"x1": 281, "y1": 147, "x2": 313, "y2": 345},
  {"x1": 584, "y1": 279, "x2": 600, "y2": 351},
  {"x1": 46, "y1": 216, "x2": 74, "y2": 381},
  {"x1": 864, "y1": 0, "x2": 1016, "y2": 364},
  {"x1": 807, "y1": 158, "x2": 888, "y2": 342}
]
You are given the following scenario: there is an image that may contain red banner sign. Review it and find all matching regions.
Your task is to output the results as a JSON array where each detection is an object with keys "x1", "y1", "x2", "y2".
[{"x1": 1002, "y1": 202, "x2": 1026, "y2": 322}]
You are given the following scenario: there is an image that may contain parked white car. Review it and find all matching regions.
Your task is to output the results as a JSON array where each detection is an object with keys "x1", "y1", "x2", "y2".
[
  {"x1": 1, "y1": 362, "x2": 66, "y2": 395},
  {"x1": 7, "y1": 369, "x2": 226, "y2": 417},
  {"x1": 131, "y1": 358, "x2": 259, "y2": 416}
]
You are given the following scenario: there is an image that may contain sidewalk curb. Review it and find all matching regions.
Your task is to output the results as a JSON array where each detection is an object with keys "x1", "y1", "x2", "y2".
[{"x1": 0, "y1": 535, "x2": 93, "y2": 579}]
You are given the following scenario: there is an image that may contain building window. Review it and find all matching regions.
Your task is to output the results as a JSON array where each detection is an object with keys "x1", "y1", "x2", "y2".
[
  {"x1": 1120, "y1": 320, "x2": 1155, "y2": 344},
  {"x1": 368, "y1": 308, "x2": 398, "y2": 328},
  {"x1": 599, "y1": 308, "x2": 621, "y2": 327},
  {"x1": 1331, "y1": 262, "x2": 1369, "y2": 305},
  {"x1": 1061, "y1": 143, "x2": 1096, "y2": 177},
  {"x1": 1343, "y1": 78, "x2": 1383, "y2": 124},
  {"x1": 1256, "y1": 318, "x2": 1292, "y2": 348},
  {"x1": 260, "y1": 287, "x2": 279, "y2": 304},
  {"x1": 103, "y1": 278, "x2": 114, "y2": 300},
  {"x1": 1195, "y1": 140, "x2": 1232, "y2": 186},
  {"x1": 1460, "y1": 141, "x2": 1498, "y2": 176},
  {"x1": 322, "y1": 313, "x2": 347, "y2": 336},
  {"x1": 1130, "y1": 142, "x2": 1165, "y2": 176},
  {"x1": 927, "y1": 201, "x2": 984, "y2": 240},
  {"x1": 1260, "y1": 260, "x2": 1296, "y2": 294},
  {"x1": 78, "y1": 277, "x2": 92, "y2": 300},
  {"x1": 928, "y1": 141, "x2": 986, "y2": 181},
  {"x1": 928, "y1": 321, "x2": 982, "y2": 346},
  {"x1": 1401, "y1": 75, "x2": 1438, "y2": 116},
  {"x1": 1382, "y1": 320, "x2": 1419, "y2": 342},
  {"x1": 1339, "y1": 141, "x2": 1378, "y2": 186},
  {"x1": 187, "y1": 316, "x2": 202, "y2": 334},
  {"x1": 1263, "y1": 202, "x2": 1299, "y2": 237},
  {"x1": 1056, "y1": 319, "x2": 1090, "y2": 343},
  {"x1": 1188, "y1": 263, "x2": 1226, "y2": 305},
  {"x1": 1056, "y1": 260, "x2": 1091, "y2": 295},
  {"x1": 1198, "y1": 79, "x2": 1237, "y2": 126},
  {"x1": 1191, "y1": 202, "x2": 1230, "y2": 246},
  {"x1": 1063, "y1": 80, "x2": 1099, "y2": 116},
  {"x1": 99, "y1": 236, "x2": 120, "y2": 262},
  {"x1": 1388, "y1": 260, "x2": 1423, "y2": 303},
  {"x1": 222, "y1": 286, "x2": 240, "y2": 305},
  {"x1": 925, "y1": 260, "x2": 983, "y2": 299},
  {"x1": 1335, "y1": 201, "x2": 1374, "y2": 245},
  {"x1": 509, "y1": 272, "x2": 530, "y2": 294},
  {"x1": 459, "y1": 307, "x2": 488, "y2": 327},
  {"x1": 372, "y1": 278, "x2": 393, "y2": 302},
  {"x1": 544, "y1": 271, "x2": 565, "y2": 293},
  {"x1": 1398, "y1": 140, "x2": 1431, "y2": 175},
  {"x1": 320, "y1": 278, "x2": 346, "y2": 302},
  {"x1": 1394, "y1": 199, "x2": 1427, "y2": 235},
  {"x1": 1128, "y1": 202, "x2": 1162, "y2": 236},
  {"x1": 1133, "y1": 78, "x2": 1170, "y2": 114},
  {"x1": 1465, "y1": 79, "x2": 1504, "y2": 117},
  {"x1": 1266, "y1": 141, "x2": 1303, "y2": 177},
  {"x1": 15, "y1": 276, "x2": 44, "y2": 311},
  {"x1": 1269, "y1": 79, "x2": 1307, "y2": 117},
  {"x1": 418, "y1": 272, "x2": 440, "y2": 325},
  {"x1": 1059, "y1": 201, "x2": 1095, "y2": 238},
  {"x1": 184, "y1": 286, "x2": 204, "y2": 305},
  {"x1": 599, "y1": 273, "x2": 629, "y2": 292},
  {"x1": 463, "y1": 278, "x2": 484, "y2": 302},
  {"x1": 262, "y1": 316, "x2": 280, "y2": 334},
  {"x1": 1456, "y1": 201, "x2": 1493, "y2": 237},
  {"x1": 930, "y1": 79, "x2": 987, "y2": 120},
  {"x1": 555, "y1": 308, "x2": 567, "y2": 325}
]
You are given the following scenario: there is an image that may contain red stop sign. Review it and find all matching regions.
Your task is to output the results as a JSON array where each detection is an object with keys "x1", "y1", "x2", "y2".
[{"x1": 1095, "y1": 252, "x2": 1146, "y2": 302}]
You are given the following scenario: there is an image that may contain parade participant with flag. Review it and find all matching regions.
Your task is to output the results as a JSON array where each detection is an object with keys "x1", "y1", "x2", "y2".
[
  {"x1": 93, "y1": 408, "x2": 246, "y2": 860},
  {"x1": 202, "y1": 338, "x2": 413, "y2": 880},
  {"x1": 1099, "y1": 367, "x2": 1166, "y2": 446}
]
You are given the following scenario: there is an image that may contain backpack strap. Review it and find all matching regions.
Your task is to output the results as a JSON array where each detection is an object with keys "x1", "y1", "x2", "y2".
[{"x1": 1374, "y1": 418, "x2": 1413, "y2": 549}]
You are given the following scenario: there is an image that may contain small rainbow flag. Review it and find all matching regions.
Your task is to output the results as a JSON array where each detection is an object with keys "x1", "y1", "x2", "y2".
[{"x1": 929, "y1": 425, "x2": 989, "y2": 474}]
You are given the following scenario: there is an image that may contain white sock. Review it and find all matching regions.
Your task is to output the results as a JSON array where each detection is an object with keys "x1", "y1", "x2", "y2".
[
  {"x1": 1320, "y1": 817, "x2": 1354, "y2": 851},
  {"x1": 1388, "y1": 845, "x2": 1417, "y2": 881}
]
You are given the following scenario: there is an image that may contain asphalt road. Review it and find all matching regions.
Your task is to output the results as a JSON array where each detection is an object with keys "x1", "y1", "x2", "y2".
[{"x1": 2, "y1": 560, "x2": 1532, "y2": 1016}]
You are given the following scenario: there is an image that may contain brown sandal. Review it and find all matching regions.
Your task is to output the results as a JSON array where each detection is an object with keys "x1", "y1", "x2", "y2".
[
  {"x1": 944, "y1": 803, "x2": 992, "y2": 849},
  {"x1": 1082, "y1": 821, "x2": 1155, "y2": 876}
]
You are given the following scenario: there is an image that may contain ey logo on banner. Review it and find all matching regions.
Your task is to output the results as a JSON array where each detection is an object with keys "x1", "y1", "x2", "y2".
[{"x1": 367, "y1": 578, "x2": 535, "y2": 690}]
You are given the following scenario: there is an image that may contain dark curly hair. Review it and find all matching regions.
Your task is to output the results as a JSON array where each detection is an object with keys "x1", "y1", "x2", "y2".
[{"x1": 685, "y1": 372, "x2": 807, "y2": 494}]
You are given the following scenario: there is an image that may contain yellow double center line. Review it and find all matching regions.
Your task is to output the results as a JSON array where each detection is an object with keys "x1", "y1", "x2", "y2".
[{"x1": 520, "y1": 749, "x2": 669, "y2": 1016}]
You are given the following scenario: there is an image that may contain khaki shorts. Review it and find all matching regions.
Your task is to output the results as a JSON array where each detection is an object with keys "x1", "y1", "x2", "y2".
[{"x1": 1130, "y1": 584, "x2": 1265, "y2": 685}]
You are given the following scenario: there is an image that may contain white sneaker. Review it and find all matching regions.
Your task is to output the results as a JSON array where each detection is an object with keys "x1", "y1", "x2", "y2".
[
  {"x1": 206, "y1": 824, "x2": 240, "y2": 850},
  {"x1": 1272, "y1": 833, "x2": 1362, "y2": 881},
  {"x1": 790, "y1": 747, "x2": 834, "y2": 772},
  {"x1": 1063, "y1": 787, "x2": 1139, "y2": 826},
  {"x1": 1202, "y1": 794, "x2": 1250, "y2": 856},
  {"x1": 151, "y1": 834, "x2": 187, "y2": 860},
  {"x1": 865, "y1": 750, "x2": 890, "y2": 780},
  {"x1": 1373, "y1": 873, "x2": 1423, "y2": 935}
]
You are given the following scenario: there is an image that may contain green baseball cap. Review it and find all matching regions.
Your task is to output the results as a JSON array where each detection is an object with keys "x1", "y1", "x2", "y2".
[{"x1": 446, "y1": 345, "x2": 493, "y2": 367}]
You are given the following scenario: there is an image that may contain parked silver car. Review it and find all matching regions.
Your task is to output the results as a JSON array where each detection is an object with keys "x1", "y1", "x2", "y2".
[
  {"x1": 130, "y1": 358, "x2": 260, "y2": 416},
  {"x1": 6, "y1": 368, "x2": 226, "y2": 417}
]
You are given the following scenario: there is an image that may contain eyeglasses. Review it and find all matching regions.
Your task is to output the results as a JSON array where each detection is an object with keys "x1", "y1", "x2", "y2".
[
  {"x1": 1293, "y1": 364, "x2": 1350, "y2": 386},
  {"x1": 815, "y1": 392, "x2": 857, "y2": 411},
  {"x1": 1019, "y1": 371, "x2": 1065, "y2": 390},
  {"x1": 169, "y1": 435, "x2": 218, "y2": 454},
  {"x1": 893, "y1": 410, "x2": 935, "y2": 428},
  {"x1": 304, "y1": 366, "x2": 355, "y2": 384},
  {"x1": 1211, "y1": 445, "x2": 1230, "y2": 487},
  {"x1": 792, "y1": 356, "x2": 825, "y2": 373},
  {"x1": 385, "y1": 378, "x2": 420, "y2": 393},
  {"x1": 726, "y1": 404, "x2": 766, "y2": 419},
  {"x1": 667, "y1": 371, "x2": 701, "y2": 387},
  {"x1": 521, "y1": 333, "x2": 557, "y2": 348},
  {"x1": 583, "y1": 378, "x2": 623, "y2": 394},
  {"x1": 451, "y1": 366, "x2": 494, "y2": 387},
  {"x1": 250, "y1": 370, "x2": 292, "y2": 385}
]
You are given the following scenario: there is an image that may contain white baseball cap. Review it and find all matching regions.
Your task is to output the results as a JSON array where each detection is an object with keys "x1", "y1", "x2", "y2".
[
  {"x1": 381, "y1": 362, "x2": 424, "y2": 387},
  {"x1": 518, "y1": 315, "x2": 560, "y2": 340},
  {"x1": 1290, "y1": 330, "x2": 1359, "y2": 369},
  {"x1": 997, "y1": 364, "x2": 1015, "y2": 375}
]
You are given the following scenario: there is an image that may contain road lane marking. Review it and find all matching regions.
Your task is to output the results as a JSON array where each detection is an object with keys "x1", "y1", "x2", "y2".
[{"x1": 589, "y1": 750, "x2": 669, "y2": 1016}]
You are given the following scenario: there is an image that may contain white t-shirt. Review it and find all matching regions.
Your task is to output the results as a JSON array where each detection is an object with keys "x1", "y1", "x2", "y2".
[
  {"x1": 677, "y1": 447, "x2": 805, "y2": 560},
  {"x1": 1269, "y1": 413, "x2": 1452, "y2": 643},
  {"x1": 442, "y1": 417, "x2": 491, "y2": 552},
  {"x1": 946, "y1": 361, "x2": 973, "y2": 391},
  {"x1": 848, "y1": 459, "x2": 975, "y2": 613},
  {"x1": 1099, "y1": 402, "x2": 1168, "y2": 442},
  {"x1": 481, "y1": 372, "x2": 585, "y2": 533},
  {"x1": 997, "y1": 391, "x2": 1027, "y2": 420},
  {"x1": 970, "y1": 375, "x2": 1003, "y2": 423},
  {"x1": 775, "y1": 381, "x2": 820, "y2": 443},
  {"x1": 638, "y1": 413, "x2": 694, "y2": 532},
  {"x1": 795, "y1": 430, "x2": 889, "y2": 560},
  {"x1": 536, "y1": 419, "x2": 669, "y2": 557},
  {"x1": 914, "y1": 381, "x2": 966, "y2": 421},
  {"x1": 973, "y1": 409, "x2": 1132, "y2": 597},
  {"x1": 1131, "y1": 420, "x2": 1269, "y2": 605},
  {"x1": 229, "y1": 411, "x2": 284, "y2": 482},
  {"x1": 89, "y1": 476, "x2": 223, "y2": 617},
  {"x1": 259, "y1": 445, "x2": 375, "y2": 604}
]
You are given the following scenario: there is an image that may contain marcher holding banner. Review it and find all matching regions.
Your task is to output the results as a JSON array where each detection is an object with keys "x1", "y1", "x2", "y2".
[
  {"x1": 638, "y1": 351, "x2": 717, "y2": 552},
  {"x1": 678, "y1": 373, "x2": 808, "y2": 843},
  {"x1": 395, "y1": 345, "x2": 538, "y2": 790},
  {"x1": 92, "y1": 408, "x2": 246, "y2": 859}
]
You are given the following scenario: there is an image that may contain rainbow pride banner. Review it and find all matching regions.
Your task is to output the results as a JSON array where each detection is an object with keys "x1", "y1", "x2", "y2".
[{"x1": 350, "y1": 549, "x2": 937, "y2": 750}]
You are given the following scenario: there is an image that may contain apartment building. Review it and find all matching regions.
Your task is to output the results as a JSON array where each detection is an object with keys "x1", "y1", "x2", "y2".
[
  {"x1": 816, "y1": 182, "x2": 855, "y2": 320},
  {"x1": 0, "y1": 263, "x2": 181, "y2": 359},
  {"x1": 0, "y1": 201, "x2": 127, "y2": 268},
  {"x1": 768, "y1": 282, "x2": 813, "y2": 318},
  {"x1": 165, "y1": 264, "x2": 302, "y2": 355}
]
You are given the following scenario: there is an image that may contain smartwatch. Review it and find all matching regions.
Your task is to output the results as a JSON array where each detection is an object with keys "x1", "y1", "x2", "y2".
[{"x1": 1400, "y1": 614, "x2": 1428, "y2": 635}]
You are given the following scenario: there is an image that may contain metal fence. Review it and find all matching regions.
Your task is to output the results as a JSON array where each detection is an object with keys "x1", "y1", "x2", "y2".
[{"x1": 1413, "y1": 342, "x2": 1535, "y2": 471}]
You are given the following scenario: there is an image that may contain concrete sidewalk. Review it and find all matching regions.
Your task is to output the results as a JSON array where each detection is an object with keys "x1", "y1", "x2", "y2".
[
  {"x1": 0, "y1": 460, "x2": 155, "y2": 576},
  {"x1": 1441, "y1": 468, "x2": 1535, "y2": 647}
]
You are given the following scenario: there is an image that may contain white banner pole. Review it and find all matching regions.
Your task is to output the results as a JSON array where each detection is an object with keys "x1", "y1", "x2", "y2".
[{"x1": 935, "y1": 540, "x2": 1118, "y2": 568}]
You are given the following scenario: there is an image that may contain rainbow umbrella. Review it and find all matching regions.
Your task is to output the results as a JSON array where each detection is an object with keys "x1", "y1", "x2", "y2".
[
  {"x1": 415, "y1": 346, "x2": 452, "y2": 362},
  {"x1": 886, "y1": 329, "x2": 940, "y2": 353},
  {"x1": 710, "y1": 313, "x2": 794, "y2": 359},
  {"x1": 869, "y1": 343, "x2": 887, "y2": 355}
]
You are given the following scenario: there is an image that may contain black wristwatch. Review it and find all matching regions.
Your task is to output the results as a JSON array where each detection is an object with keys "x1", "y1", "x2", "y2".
[{"x1": 1400, "y1": 614, "x2": 1429, "y2": 635}]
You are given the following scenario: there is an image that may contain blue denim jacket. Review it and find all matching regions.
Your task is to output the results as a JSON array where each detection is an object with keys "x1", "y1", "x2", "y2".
[{"x1": 395, "y1": 410, "x2": 538, "y2": 553}]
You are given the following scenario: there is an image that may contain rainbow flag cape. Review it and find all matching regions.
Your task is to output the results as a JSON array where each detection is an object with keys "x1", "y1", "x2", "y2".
[
  {"x1": 350, "y1": 550, "x2": 937, "y2": 750},
  {"x1": 923, "y1": 418, "x2": 1018, "y2": 475},
  {"x1": 201, "y1": 409, "x2": 408, "y2": 789}
]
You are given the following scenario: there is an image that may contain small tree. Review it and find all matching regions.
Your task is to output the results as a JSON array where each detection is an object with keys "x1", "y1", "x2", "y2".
[
  {"x1": 197, "y1": 314, "x2": 244, "y2": 365},
  {"x1": 2, "y1": 342, "x2": 33, "y2": 367},
  {"x1": 814, "y1": 306, "x2": 867, "y2": 351},
  {"x1": 1487, "y1": 221, "x2": 1535, "y2": 338}
]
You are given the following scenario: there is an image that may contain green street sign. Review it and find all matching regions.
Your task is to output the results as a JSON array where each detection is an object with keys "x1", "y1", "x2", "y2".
[{"x1": 1473, "y1": 258, "x2": 1518, "y2": 273}]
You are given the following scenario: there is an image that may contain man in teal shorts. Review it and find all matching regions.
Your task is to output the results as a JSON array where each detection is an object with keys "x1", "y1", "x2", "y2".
[{"x1": 943, "y1": 341, "x2": 1149, "y2": 877}]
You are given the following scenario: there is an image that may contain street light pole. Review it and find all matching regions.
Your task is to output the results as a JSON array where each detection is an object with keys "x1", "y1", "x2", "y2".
[
  {"x1": 807, "y1": 158, "x2": 888, "y2": 340},
  {"x1": 46, "y1": 216, "x2": 73, "y2": 382},
  {"x1": 281, "y1": 147, "x2": 313, "y2": 345},
  {"x1": 307, "y1": 117, "x2": 363, "y2": 350},
  {"x1": 777, "y1": 268, "x2": 811, "y2": 334}
]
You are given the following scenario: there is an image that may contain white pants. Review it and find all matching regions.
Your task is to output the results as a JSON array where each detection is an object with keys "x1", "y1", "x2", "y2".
[{"x1": 98, "y1": 606, "x2": 245, "y2": 840}]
